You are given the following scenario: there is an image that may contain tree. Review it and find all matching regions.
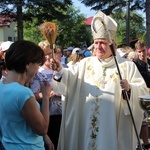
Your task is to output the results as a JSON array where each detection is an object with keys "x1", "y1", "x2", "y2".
[
  {"x1": 54, "y1": 6, "x2": 92, "y2": 48},
  {"x1": 146, "y1": 0, "x2": 150, "y2": 47},
  {"x1": 0, "y1": 0, "x2": 72, "y2": 40},
  {"x1": 23, "y1": 18, "x2": 43, "y2": 44},
  {"x1": 110, "y1": 10, "x2": 145, "y2": 46},
  {"x1": 23, "y1": 6, "x2": 92, "y2": 48},
  {"x1": 79, "y1": 0, "x2": 150, "y2": 47},
  {"x1": 79, "y1": 0, "x2": 145, "y2": 15}
]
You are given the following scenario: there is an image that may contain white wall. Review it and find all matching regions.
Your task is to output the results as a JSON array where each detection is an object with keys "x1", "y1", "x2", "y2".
[{"x1": 0, "y1": 21, "x2": 16, "y2": 44}]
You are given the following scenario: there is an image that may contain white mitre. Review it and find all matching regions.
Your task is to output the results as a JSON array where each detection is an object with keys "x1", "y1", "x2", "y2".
[{"x1": 91, "y1": 10, "x2": 117, "y2": 43}]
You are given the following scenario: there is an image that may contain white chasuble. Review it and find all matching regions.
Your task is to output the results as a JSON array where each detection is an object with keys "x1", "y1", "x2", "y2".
[{"x1": 52, "y1": 53, "x2": 149, "y2": 150}]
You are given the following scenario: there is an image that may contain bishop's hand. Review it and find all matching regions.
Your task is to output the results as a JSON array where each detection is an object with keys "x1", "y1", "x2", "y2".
[
  {"x1": 120, "y1": 79, "x2": 130, "y2": 92},
  {"x1": 50, "y1": 58, "x2": 62, "y2": 72}
]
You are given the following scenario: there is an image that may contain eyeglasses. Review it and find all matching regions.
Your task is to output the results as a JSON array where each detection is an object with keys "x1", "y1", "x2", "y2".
[{"x1": 55, "y1": 51, "x2": 62, "y2": 54}]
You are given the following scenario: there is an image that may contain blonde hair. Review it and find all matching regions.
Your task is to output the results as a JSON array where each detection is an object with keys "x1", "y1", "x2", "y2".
[
  {"x1": 122, "y1": 46, "x2": 134, "y2": 53},
  {"x1": 127, "y1": 51, "x2": 138, "y2": 61},
  {"x1": 70, "y1": 53, "x2": 84, "y2": 65},
  {"x1": 38, "y1": 40, "x2": 50, "y2": 51},
  {"x1": 54, "y1": 45, "x2": 63, "y2": 54}
]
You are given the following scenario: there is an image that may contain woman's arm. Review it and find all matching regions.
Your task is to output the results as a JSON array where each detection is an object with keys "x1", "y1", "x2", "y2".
[
  {"x1": 21, "y1": 81, "x2": 51, "y2": 135},
  {"x1": 43, "y1": 134, "x2": 55, "y2": 150}
]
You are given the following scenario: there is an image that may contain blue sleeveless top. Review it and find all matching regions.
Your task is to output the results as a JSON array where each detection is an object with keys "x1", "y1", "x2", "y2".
[{"x1": 0, "y1": 82, "x2": 44, "y2": 150}]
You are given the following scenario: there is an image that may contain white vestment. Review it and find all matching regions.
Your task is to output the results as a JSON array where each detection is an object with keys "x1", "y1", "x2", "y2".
[{"x1": 52, "y1": 53, "x2": 149, "y2": 150}]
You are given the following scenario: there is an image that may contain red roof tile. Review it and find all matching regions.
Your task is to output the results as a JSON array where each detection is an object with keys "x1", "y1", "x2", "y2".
[
  {"x1": 0, "y1": 14, "x2": 16, "y2": 27},
  {"x1": 84, "y1": 16, "x2": 93, "y2": 26}
]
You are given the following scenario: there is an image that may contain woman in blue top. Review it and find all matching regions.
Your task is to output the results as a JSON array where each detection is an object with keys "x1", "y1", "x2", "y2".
[{"x1": 0, "y1": 40, "x2": 54, "y2": 150}]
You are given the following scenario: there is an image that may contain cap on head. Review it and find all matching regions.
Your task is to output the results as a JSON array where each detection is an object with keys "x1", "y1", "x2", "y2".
[
  {"x1": 91, "y1": 11, "x2": 117, "y2": 43},
  {"x1": 117, "y1": 48, "x2": 128, "y2": 58},
  {"x1": 82, "y1": 44, "x2": 87, "y2": 48},
  {"x1": 72, "y1": 48, "x2": 82, "y2": 55},
  {"x1": 0, "y1": 41, "x2": 14, "y2": 52},
  {"x1": 64, "y1": 46, "x2": 74, "y2": 51}
]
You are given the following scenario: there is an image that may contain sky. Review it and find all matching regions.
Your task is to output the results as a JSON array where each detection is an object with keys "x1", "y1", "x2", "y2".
[{"x1": 72, "y1": 0, "x2": 96, "y2": 18}]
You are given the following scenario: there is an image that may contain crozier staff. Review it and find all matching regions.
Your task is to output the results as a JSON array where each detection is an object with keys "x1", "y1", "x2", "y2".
[{"x1": 50, "y1": 11, "x2": 149, "y2": 150}]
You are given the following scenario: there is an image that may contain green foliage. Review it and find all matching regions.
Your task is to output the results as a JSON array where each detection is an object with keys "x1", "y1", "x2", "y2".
[
  {"x1": 79, "y1": 0, "x2": 149, "y2": 46},
  {"x1": 54, "y1": 6, "x2": 92, "y2": 48},
  {"x1": 79, "y1": 0, "x2": 145, "y2": 15},
  {"x1": 139, "y1": 32, "x2": 146, "y2": 41},
  {"x1": 0, "y1": 0, "x2": 146, "y2": 48},
  {"x1": 23, "y1": 19, "x2": 44, "y2": 44},
  {"x1": 0, "y1": 0, "x2": 72, "y2": 21},
  {"x1": 0, "y1": 0, "x2": 73, "y2": 40},
  {"x1": 111, "y1": 10, "x2": 145, "y2": 45},
  {"x1": 23, "y1": 6, "x2": 92, "y2": 48}
]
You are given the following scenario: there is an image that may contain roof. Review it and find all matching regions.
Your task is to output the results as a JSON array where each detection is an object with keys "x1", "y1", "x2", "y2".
[
  {"x1": 83, "y1": 16, "x2": 93, "y2": 26},
  {"x1": 0, "y1": 14, "x2": 16, "y2": 27}
]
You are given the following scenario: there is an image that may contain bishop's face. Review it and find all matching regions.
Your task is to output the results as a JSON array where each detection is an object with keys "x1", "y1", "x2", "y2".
[{"x1": 94, "y1": 38, "x2": 112, "y2": 60}]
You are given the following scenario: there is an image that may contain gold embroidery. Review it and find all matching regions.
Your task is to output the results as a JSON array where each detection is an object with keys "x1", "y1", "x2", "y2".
[
  {"x1": 113, "y1": 78, "x2": 117, "y2": 83},
  {"x1": 85, "y1": 64, "x2": 120, "y2": 89},
  {"x1": 89, "y1": 96, "x2": 100, "y2": 150},
  {"x1": 87, "y1": 65, "x2": 92, "y2": 71},
  {"x1": 87, "y1": 61, "x2": 128, "y2": 149}
]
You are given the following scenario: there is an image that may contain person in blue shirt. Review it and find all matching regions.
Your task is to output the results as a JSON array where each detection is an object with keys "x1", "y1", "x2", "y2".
[
  {"x1": 0, "y1": 40, "x2": 54, "y2": 150},
  {"x1": 82, "y1": 44, "x2": 92, "y2": 57}
]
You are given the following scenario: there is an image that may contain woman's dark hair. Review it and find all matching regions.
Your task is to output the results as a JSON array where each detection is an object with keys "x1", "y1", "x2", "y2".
[
  {"x1": 5, "y1": 40, "x2": 45, "y2": 73},
  {"x1": 0, "y1": 59, "x2": 4, "y2": 79},
  {"x1": 0, "y1": 59, "x2": 6, "y2": 71}
]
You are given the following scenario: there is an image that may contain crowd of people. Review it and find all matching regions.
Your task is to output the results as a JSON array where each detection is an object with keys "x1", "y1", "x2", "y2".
[{"x1": 0, "y1": 10, "x2": 150, "y2": 150}]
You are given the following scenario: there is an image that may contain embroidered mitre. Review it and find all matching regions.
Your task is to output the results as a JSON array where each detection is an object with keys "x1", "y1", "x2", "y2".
[{"x1": 91, "y1": 11, "x2": 117, "y2": 43}]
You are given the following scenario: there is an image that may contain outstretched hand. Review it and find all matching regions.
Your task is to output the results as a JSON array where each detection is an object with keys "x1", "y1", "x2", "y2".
[
  {"x1": 41, "y1": 81, "x2": 52, "y2": 99},
  {"x1": 50, "y1": 58, "x2": 62, "y2": 72}
]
